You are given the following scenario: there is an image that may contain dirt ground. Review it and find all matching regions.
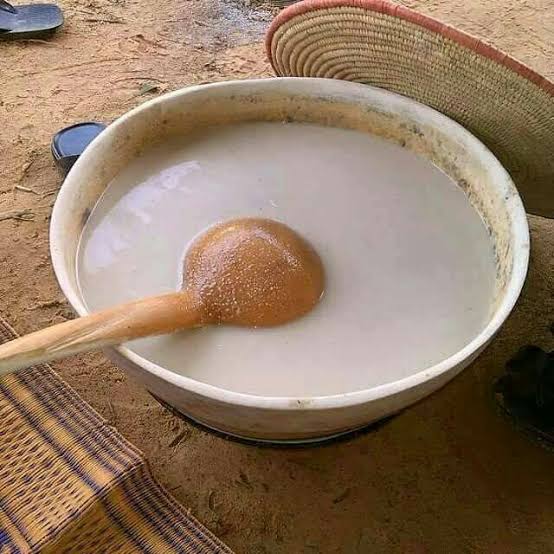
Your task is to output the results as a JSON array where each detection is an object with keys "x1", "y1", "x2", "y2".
[{"x1": 1, "y1": 0, "x2": 553, "y2": 552}]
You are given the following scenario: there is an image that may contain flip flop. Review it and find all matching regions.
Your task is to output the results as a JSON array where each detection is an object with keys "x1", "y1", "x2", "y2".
[
  {"x1": 0, "y1": 1, "x2": 63, "y2": 40},
  {"x1": 51, "y1": 122, "x2": 107, "y2": 177}
]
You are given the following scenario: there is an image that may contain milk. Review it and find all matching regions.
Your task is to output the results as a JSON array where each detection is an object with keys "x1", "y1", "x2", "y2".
[{"x1": 76, "y1": 121, "x2": 496, "y2": 396}]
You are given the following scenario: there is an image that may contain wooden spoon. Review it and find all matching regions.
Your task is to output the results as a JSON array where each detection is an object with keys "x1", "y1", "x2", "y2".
[{"x1": 0, "y1": 218, "x2": 324, "y2": 374}]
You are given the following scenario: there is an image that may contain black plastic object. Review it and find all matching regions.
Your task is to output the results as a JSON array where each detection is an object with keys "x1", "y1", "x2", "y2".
[
  {"x1": 0, "y1": 2, "x2": 63, "y2": 39},
  {"x1": 51, "y1": 122, "x2": 106, "y2": 177},
  {"x1": 495, "y1": 344, "x2": 554, "y2": 450},
  {"x1": 149, "y1": 392, "x2": 397, "y2": 448}
]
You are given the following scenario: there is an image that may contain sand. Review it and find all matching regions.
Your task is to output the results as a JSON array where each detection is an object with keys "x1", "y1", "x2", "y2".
[{"x1": 0, "y1": 0, "x2": 553, "y2": 552}]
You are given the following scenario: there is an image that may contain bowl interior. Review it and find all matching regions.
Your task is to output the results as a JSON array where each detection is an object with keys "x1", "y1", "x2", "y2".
[{"x1": 51, "y1": 78, "x2": 529, "y2": 401}]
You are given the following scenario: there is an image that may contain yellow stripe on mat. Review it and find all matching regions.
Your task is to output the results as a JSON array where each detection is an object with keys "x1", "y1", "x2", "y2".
[{"x1": 0, "y1": 318, "x2": 233, "y2": 554}]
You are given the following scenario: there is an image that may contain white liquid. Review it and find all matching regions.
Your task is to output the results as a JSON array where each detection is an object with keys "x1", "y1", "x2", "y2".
[{"x1": 77, "y1": 122, "x2": 496, "y2": 396}]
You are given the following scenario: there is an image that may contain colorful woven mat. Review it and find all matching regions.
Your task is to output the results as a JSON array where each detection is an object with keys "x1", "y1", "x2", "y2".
[
  {"x1": 0, "y1": 318, "x2": 233, "y2": 554},
  {"x1": 266, "y1": 0, "x2": 554, "y2": 218}
]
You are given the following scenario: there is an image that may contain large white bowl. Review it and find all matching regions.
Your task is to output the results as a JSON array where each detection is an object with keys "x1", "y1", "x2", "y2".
[{"x1": 51, "y1": 78, "x2": 529, "y2": 442}]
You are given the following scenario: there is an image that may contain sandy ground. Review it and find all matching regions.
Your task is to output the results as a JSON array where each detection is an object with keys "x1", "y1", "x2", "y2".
[{"x1": 1, "y1": 0, "x2": 553, "y2": 552}]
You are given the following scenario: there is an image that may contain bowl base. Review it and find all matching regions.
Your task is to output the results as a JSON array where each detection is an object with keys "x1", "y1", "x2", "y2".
[{"x1": 149, "y1": 393, "x2": 398, "y2": 448}]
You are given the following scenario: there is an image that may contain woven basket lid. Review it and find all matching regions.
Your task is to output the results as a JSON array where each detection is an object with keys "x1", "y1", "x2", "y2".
[{"x1": 266, "y1": 0, "x2": 554, "y2": 218}]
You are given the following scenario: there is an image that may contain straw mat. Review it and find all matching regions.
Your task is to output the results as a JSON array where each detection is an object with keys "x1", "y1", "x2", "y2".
[
  {"x1": 0, "y1": 317, "x2": 233, "y2": 554},
  {"x1": 266, "y1": 0, "x2": 554, "y2": 217}
]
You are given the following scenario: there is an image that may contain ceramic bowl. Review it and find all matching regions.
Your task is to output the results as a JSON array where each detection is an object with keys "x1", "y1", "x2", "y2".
[{"x1": 50, "y1": 78, "x2": 529, "y2": 442}]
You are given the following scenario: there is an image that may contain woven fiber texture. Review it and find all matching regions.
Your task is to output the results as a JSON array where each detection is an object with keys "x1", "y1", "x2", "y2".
[
  {"x1": 0, "y1": 318, "x2": 233, "y2": 554},
  {"x1": 266, "y1": 0, "x2": 554, "y2": 217}
]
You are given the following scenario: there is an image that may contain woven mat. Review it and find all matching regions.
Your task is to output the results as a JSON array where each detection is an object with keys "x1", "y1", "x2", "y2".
[
  {"x1": 266, "y1": 0, "x2": 554, "y2": 217},
  {"x1": 0, "y1": 318, "x2": 233, "y2": 554}
]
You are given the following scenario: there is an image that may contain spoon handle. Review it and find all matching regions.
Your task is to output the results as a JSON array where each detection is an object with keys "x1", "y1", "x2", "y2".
[{"x1": 0, "y1": 291, "x2": 202, "y2": 374}]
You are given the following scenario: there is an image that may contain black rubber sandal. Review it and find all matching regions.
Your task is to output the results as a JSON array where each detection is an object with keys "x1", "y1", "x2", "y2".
[
  {"x1": 51, "y1": 122, "x2": 106, "y2": 177},
  {"x1": 0, "y1": 1, "x2": 63, "y2": 40}
]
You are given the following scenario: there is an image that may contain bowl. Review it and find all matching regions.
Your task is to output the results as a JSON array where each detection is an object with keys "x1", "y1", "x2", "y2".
[{"x1": 50, "y1": 78, "x2": 529, "y2": 443}]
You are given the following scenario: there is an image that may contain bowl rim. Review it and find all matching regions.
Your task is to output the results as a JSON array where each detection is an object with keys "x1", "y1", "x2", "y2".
[{"x1": 50, "y1": 77, "x2": 530, "y2": 411}]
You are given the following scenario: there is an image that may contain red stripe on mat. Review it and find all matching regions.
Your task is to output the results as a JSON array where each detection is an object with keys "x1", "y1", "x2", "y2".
[{"x1": 265, "y1": 0, "x2": 554, "y2": 95}]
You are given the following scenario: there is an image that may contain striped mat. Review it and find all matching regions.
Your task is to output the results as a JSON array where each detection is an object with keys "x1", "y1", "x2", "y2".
[{"x1": 0, "y1": 318, "x2": 233, "y2": 554}]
